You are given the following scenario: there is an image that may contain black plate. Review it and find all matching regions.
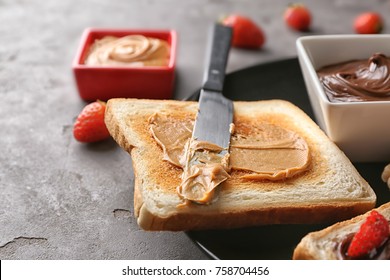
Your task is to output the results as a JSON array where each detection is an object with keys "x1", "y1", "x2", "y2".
[{"x1": 186, "y1": 58, "x2": 390, "y2": 260}]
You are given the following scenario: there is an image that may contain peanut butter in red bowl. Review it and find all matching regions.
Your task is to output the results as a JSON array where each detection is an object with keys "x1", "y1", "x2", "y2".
[
  {"x1": 84, "y1": 35, "x2": 170, "y2": 67},
  {"x1": 72, "y1": 28, "x2": 177, "y2": 101}
]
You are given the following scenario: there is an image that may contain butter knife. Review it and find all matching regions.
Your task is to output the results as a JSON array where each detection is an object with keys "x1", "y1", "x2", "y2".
[
  {"x1": 192, "y1": 23, "x2": 233, "y2": 152},
  {"x1": 177, "y1": 23, "x2": 233, "y2": 205}
]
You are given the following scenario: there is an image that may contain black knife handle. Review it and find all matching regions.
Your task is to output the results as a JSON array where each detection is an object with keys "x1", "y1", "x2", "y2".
[{"x1": 202, "y1": 23, "x2": 232, "y2": 92}]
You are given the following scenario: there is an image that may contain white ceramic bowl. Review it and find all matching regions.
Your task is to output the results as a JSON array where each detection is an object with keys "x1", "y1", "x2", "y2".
[{"x1": 296, "y1": 34, "x2": 390, "y2": 162}]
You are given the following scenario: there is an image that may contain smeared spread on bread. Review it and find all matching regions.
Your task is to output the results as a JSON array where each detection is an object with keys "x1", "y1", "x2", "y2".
[
  {"x1": 230, "y1": 121, "x2": 310, "y2": 180},
  {"x1": 293, "y1": 203, "x2": 390, "y2": 260},
  {"x1": 337, "y1": 232, "x2": 390, "y2": 260},
  {"x1": 149, "y1": 112, "x2": 311, "y2": 205},
  {"x1": 105, "y1": 98, "x2": 377, "y2": 231},
  {"x1": 178, "y1": 139, "x2": 230, "y2": 205}
]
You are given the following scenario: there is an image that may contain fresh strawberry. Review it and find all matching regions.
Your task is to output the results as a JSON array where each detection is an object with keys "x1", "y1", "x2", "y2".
[
  {"x1": 284, "y1": 3, "x2": 311, "y2": 31},
  {"x1": 354, "y1": 12, "x2": 383, "y2": 34},
  {"x1": 73, "y1": 100, "x2": 110, "y2": 143},
  {"x1": 347, "y1": 210, "x2": 389, "y2": 258},
  {"x1": 221, "y1": 14, "x2": 265, "y2": 49}
]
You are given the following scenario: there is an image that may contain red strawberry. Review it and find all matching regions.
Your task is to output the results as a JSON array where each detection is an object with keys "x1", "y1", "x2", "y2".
[
  {"x1": 73, "y1": 100, "x2": 110, "y2": 143},
  {"x1": 347, "y1": 210, "x2": 389, "y2": 258},
  {"x1": 284, "y1": 3, "x2": 311, "y2": 31},
  {"x1": 354, "y1": 12, "x2": 383, "y2": 34},
  {"x1": 221, "y1": 14, "x2": 265, "y2": 49}
]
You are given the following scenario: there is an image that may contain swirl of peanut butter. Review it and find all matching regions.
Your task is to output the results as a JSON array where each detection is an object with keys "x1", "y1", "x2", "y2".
[{"x1": 84, "y1": 35, "x2": 170, "y2": 67}]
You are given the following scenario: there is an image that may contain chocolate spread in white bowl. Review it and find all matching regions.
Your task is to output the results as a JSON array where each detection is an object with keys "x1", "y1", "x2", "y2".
[{"x1": 317, "y1": 53, "x2": 390, "y2": 102}]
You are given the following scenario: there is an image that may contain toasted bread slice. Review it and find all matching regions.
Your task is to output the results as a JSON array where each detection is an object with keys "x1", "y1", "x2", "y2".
[
  {"x1": 293, "y1": 202, "x2": 390, "y2": 260},
  {"x1": 105, "y1": 98, "x2": 376, "y2": 231}
]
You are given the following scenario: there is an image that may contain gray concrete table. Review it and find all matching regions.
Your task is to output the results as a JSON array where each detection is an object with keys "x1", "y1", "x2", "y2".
[{"x1": 1, "y1": 0, "x2": 388, "y2": 259}]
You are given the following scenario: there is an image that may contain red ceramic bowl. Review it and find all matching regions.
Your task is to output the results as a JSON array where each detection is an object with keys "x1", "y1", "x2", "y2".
[{"x1": 72, "y1": 28, "x2": 177, "y2": 101}]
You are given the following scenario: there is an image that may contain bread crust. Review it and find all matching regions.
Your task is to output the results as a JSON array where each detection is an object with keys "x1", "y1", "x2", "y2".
[
  {"x1": 293, "y1": 202, "x2": 390, "y2": 260},
  {"x1": 105, "y1": 98, "x2": 377, "y2": 231}
]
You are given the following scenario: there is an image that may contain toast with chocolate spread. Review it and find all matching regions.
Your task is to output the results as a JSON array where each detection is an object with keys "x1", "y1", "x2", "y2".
[
  {"x1": 105, "y1": 98, "x2": 376, "y2": 231},
  {"x1": 293, "y1": 202, "x2": 390, "y2": 260}
]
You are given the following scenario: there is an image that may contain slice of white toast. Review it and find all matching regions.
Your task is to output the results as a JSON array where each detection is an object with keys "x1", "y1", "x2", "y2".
[
  {"x1": 105, "y1": 98, "x2": 376, "y2": 231},
  {"x1": 293, "y1": 202, "x2": 390, "y2": 259}
]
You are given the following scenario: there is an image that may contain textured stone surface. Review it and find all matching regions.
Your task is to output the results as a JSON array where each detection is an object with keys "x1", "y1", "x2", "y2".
[{"x1": 0, "y1": 0, "x2": 389, "y2": 259}]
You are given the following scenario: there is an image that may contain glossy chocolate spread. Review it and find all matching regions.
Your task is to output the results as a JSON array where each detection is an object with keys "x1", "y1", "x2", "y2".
[{"x1": 317, "y1": 53, "x2": 390, "y2": 102}]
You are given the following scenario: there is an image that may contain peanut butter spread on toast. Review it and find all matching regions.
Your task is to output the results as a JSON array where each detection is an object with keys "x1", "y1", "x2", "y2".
[
  {"x1": 178, "y1": 139, "x2": 230, "y2": 205},
  {"x1": 149, "y1": 113, "x2": 310, "y2": 204}
]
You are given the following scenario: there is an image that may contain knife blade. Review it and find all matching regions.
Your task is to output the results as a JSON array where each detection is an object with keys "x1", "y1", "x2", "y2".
[
  {"x1": 192, "y1": 23, "x2": 233, "y2": 151},
  {"x1": 176, "y1": 24, "x2": 233, "y2": 205}
]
